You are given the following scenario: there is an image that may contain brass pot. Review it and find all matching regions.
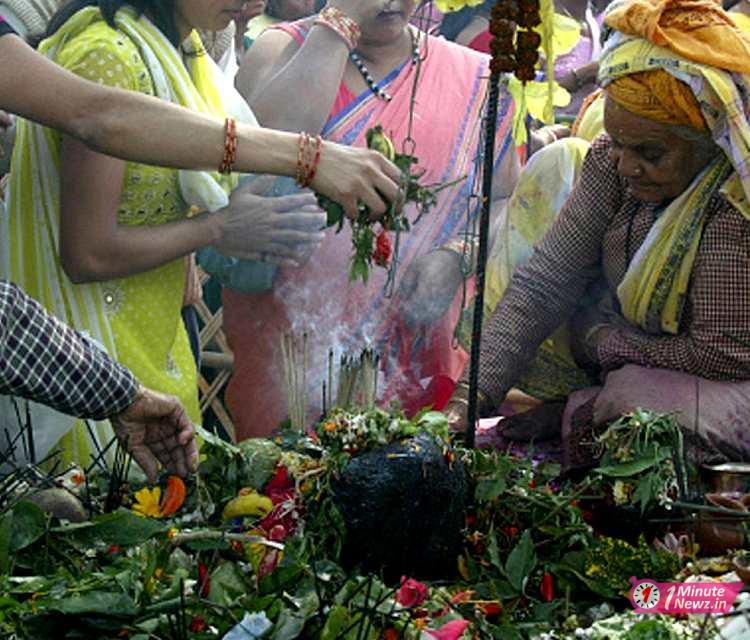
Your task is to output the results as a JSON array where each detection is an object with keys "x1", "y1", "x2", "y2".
[{"x1": 692, "y1": 493, "x2": 749, "y2": 556}]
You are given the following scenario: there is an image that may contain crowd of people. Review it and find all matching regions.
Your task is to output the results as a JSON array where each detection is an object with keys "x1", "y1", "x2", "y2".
[{"x1": 1, "y1": 0, "x2": 749, "y2": 482}]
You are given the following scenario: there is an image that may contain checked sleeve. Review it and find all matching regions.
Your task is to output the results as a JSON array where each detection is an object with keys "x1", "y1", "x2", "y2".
[{"x1": 0, "y1": 281, "x2": 138, "y2": 419}]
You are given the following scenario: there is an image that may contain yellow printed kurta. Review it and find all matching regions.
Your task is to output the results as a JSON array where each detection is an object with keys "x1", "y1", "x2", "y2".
[{"x1": 6, "y1": 22, "x2": 199, "y2": 464}]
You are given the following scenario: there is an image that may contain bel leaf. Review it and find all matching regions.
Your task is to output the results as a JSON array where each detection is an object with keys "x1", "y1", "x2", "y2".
[
  {"x1": 475, "y1": 477, "x2": 507, "y2": 502},
  {"x1": 505, "y1": 531, "x2": 537, "y2": 592},
  {"x1": 10, "y1": 500, "x2": 47, "y2": 552}
]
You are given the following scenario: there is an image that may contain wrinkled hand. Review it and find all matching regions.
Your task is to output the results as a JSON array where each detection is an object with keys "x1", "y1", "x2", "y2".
[
  {"x1": 445, "y1": 397, "x2": 469, "y2": 434},
  {"x1": 399, "y1": 249, "x2": 463, "y2": 327},
  {"x1": 213, "y1": 181, "x2": 326, "y2": 266},
  {"x1": 110, "y1": 386, "x2": 199, "y2": 483},
  {"x1": 496, "y1": 402, "x2": 565, "y2": 442},
  {"x1": 311, "y1": 140, "x2": 401, "y2": 220}
]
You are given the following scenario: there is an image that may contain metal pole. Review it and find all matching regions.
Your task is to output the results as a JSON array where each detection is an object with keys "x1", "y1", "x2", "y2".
[{"x1": 466, "y1": 71, "x2": 501, "y2": 448}]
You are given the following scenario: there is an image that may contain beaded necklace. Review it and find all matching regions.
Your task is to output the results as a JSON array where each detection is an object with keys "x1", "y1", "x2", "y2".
[{"x1": 349, "y1": 29, "x2": 420, "y2": 102}]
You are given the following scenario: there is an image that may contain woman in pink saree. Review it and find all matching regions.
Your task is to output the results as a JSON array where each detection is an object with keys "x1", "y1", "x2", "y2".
[{"x1": 226, "y1": 0, "x2": 518, "y2": 438}]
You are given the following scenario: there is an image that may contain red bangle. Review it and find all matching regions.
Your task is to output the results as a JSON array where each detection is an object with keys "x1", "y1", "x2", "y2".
[
  {"x1": 296, "y1": 132, "x2": 309, "y2": 186},
  {"x1": 305, "y1": 135, "x2": 323, "y2": 187},
  {"x1": 219, "y1": 117, "x2": 238, "y2": 174},
  {"x1": 314, "y1": 6, "x2": 360, "y2": 51}
]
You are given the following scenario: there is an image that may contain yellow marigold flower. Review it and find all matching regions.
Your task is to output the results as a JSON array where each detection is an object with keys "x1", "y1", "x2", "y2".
[
  {"x1": 323, "y1": 421, "x2": 337, "y2": 433},
  {"x1": 434, "y1": 0, "x2": 483, "y2": 13},
  {"x1": 414, "y1": 618, "x2": 428, "y2": 630},
  {"x1": 132, "y1": 487, "x2": 163, "y2": 518}
]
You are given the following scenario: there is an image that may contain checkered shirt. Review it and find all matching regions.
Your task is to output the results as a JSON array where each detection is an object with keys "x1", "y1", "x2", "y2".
[
  {"x1": 0, "y1": 281, "x2": 138, "y2": 419},
  {"x1": 0, "y1": 16, "x2": 14, "y2": 37},
  {"x1": 476, "y1": 136, "x2": 750, "y2": 408}
]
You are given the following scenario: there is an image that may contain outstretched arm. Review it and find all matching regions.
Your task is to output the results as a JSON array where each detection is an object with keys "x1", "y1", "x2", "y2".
[{"x1": 0, "y1": 33, "x2": 400, "y2": 217}]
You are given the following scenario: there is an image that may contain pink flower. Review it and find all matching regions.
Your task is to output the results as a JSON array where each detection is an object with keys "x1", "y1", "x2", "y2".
[
  {"x1": 425, "y1": 619, "x2": 470, "y2": 640},
  {"x1": 395, "y1": 576, "x2": 429, "y2": 608}
]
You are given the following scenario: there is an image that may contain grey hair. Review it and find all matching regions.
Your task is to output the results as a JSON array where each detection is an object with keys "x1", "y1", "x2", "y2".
[{"x1": 667, "y1": 123, "x2": 720, "y2": 160}]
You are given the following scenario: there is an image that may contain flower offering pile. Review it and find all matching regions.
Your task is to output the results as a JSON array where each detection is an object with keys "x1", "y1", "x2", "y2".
[{"x1": 0, "y1": 408, "x2": 746, "y2": 639}]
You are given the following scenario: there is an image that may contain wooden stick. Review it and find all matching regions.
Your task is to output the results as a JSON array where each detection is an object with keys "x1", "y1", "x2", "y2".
[
  {"x1": 170, "y1": 530, "x2": 284, "y2": 549},
  {"x1": 327, "y1": 349, "x2": 334, "y2": 410}
]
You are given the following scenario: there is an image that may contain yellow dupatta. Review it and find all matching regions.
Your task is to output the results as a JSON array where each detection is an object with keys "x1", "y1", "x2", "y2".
[
  {"x1": 598, "y1": 0, "x2": 750, "y2": 334},
  {"x1": 1, "y1": 7, "x2": 249, "y2": 465}
]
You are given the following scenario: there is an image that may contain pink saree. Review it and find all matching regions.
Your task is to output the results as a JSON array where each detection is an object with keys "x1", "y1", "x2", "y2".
[{"x1": 223, "y1": 27, "x2": 515, "y2": 439}]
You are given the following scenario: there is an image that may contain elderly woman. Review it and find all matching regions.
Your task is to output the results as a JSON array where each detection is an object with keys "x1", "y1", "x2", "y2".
[
  {"x1": 448, "y1": 0, "x2": 750, "y2": 467},
  {"x1": 225, "y1": 0, "x2": 519, "y2": 437},
  {"x1": 1, "y1": 0, "x2": 400, "y2": 465}
]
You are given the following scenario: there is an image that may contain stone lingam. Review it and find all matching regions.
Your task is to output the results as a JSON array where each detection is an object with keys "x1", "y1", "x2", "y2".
[
  {"x1": 277, "y1": 341, "x2": 467, "y2": 581},
  {"x1": 331, "y1": 432, "x2": 466, "y2": 582}
]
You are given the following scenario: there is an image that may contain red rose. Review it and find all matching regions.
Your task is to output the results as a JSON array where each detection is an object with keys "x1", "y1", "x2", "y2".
[
  {"x1": 395, "y1": 576, "x2": 429, "y2": 608},
  {"x1": 425, "y1": 619, "x2": 470, "y2": 640},
  {"x1": 372, "y1": 230, "x2": 392, "y2": 267},
  {"x1": 189, "y1": 616, "x2": 207, "y2": 632}
]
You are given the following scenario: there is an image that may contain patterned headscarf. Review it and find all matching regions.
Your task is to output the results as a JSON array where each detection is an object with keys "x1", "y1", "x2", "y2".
[
  {"x1": 605, "y1": 69, "x2": 707, "y2": 130},
  {"x1": 599, "y1": 0, "x2": 750, "y2": 206}
]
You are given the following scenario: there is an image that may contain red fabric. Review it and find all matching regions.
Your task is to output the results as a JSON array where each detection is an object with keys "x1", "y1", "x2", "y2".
[{"x1": 467, "y1": 30, "x2": 492, "y2": 53}]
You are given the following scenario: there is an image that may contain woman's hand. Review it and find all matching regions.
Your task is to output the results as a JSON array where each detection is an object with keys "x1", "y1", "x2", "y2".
[
  {"x1": 213, "y1": 181, "x2": 327, "y2": 267},
  {"x1": 325, "y1": 0, "x2": 372, "y2": 27},
  {"x1": 398, "y1": 249, "x2": 463, "y2": 327},
  {"x1": 312, "y1": 140, "x2": 402, "y2": 220}
]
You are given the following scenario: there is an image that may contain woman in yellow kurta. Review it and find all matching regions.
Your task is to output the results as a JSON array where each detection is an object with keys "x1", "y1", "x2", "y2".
[{"x1": 1, "y1": 0, "x2": 328, "y2": 464}]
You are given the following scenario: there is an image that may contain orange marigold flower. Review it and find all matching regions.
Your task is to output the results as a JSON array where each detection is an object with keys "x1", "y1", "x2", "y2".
[{"x1": 131, "y1": 476, "x2": 186, "y2": 519}]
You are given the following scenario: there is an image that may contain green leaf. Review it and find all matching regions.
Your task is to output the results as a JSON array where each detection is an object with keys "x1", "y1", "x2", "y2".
[
  {"x1": 487, "y1": 530, "x2": 503, "y2": 572},
  {"x1": 10, "y1": 501, "x2": 47, "y2": 551},
  {"x1": 80, "y1": 510, "x2": 164, "y2": 546},
  {"x1": 416, "y1": 411, "x2": 449, "y2": 436},
  {"x1": 320, "y1": 605, "x2": 349, "y2": 640},
  {"x1": 491, "y1": 625, "x2": 524, "y2": 640},
  {"x1": 0, "y1": 511, "x2": 12, "y2": 573},
  {"x1": 530, "y1": 601, "x2": 559, "y2": 622},
  {"x1": 633, "y1": 475, "x2": 656, "y2": 514},
  {"x1": 491, "y1": 579, "x2": 520, "y2": 599},
  {"x1": 271, "y1": 591, "x2": 319, "y2": 640},
  {"x1": 208, "y1": 561, "x2": 249, "y2": 605},
  {"x1": 596, "y1": 450, "x2": 669, "y2": 477},
  {"x1": 46, "y1": 592, "x2": 137, "y2": 617},
  {"x1": 475, "y1": 477, "x2": 507, "y2": 502},
  {"x1": 505, "y1": 531, "x2": 536, "y2": 592}
]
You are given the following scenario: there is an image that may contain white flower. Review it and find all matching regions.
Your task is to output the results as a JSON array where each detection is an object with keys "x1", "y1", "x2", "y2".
[{"x1": 613, "y1": 480, "x2": 631, "y2": 505}]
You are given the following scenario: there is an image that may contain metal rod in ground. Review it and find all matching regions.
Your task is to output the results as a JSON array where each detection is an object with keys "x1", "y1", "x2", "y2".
[{"x1": 466, "y1": 70, "x2": 501, "y2": 449}]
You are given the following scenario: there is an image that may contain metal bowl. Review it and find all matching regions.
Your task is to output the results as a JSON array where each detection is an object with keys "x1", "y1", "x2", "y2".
[{"x1": 701, "y1": 463, "x2": 750, "y2": 494}]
